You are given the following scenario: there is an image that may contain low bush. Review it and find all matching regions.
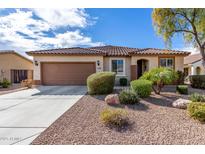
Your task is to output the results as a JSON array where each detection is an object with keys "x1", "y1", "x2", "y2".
[
  {"x1": 189, "y1": 93, "x2": 205, "y2": 102},
  {"x1": 100, "y1": 108, "x2": 129, "y2": 128},
  {"x1": 87, "y1": 72, "x2": 116, "y2": 95},
  {"x1": 119, "y1": 90, "x2": 139, "y2": 104},
  {"x1": 130, "y1": 79, "x2": 152, "y2": 98},
  {"x1": 187, "y1": 102, "x2": 205, "y2": 122},
  {"x1": 189, "y1": 75, "x2": 205, "y2": 89},
  {"x1": 176, "y1": 85, "x2": 188, "y2": 94},
  {"x1": 140, "y1": 67, "x2": 178, "y2": 94},
  {"x1": 119, "y1": 78, "x2": 128, "y2": 86},
  {"x1": 1, "y1": 78, "x2": 11, "y2": 88},
  {"x1": 175, "y1": 70, "x2": 185, "y2": 84}
]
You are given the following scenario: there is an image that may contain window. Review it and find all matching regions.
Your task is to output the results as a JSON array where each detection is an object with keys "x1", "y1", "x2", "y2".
[
  {"x1": 11, "y1": 70, "x2": 28, "y2": 83},
  {"x1": 160, "y1": 58, "x2": 174, "y2": 68},
  {"x1": 111, "y1": 59, "x2": 124, "y2": 75}
]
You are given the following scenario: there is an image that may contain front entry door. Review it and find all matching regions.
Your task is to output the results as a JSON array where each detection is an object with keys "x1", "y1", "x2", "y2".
[{"x1": 137, "y1": 60, "x2": 143, "y2": 78}]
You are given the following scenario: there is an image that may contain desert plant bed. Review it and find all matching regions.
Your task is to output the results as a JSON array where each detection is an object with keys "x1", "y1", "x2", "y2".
[{"x1": 32, "y1": 86, "x2": 205, "y2": 145}]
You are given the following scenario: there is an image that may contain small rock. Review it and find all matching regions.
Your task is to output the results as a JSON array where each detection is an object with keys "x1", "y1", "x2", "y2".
[
  {"x1": 105, "y1": 94, "x2": 120, "y2": 105},
  {"x1": 172, "y1": 98, "x2": 191, "y2": 109}
]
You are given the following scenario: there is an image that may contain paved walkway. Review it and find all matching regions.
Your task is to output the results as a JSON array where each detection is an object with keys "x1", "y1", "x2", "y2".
[{"x1": 0, "y1": 84, "x2": 28, "y2": 95}]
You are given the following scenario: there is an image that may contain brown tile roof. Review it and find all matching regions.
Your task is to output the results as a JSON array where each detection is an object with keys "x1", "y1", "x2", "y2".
[
  {"x1": 0, "y1": 50, "x2": 16, "y2": 54},
  {"x1": 89, "y1": 46, "x2": 190, "y2": 56},
  {"x1": 89, "y1": 45, "x2": 141, "y2": 56},
  {"x1": 0, "y1": 50, "x2": 33, "y2": 63},
  {"x1": 131, "y1": 48, "x2": 190, "y2": 55},
  {"x1": 26, "y1": 47, "x2": 106, "y2": 56},
  {"x1": 26, "y1": 45, "x2": 190, "y2": 56},
  {"x1": 184, "y1": 53, "x2": 202, "y2": 65}
]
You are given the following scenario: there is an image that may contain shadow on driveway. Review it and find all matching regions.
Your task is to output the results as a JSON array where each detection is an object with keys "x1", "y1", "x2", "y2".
[{"x1": 32, "y1": 86, "x2": 87, "y2": 96}]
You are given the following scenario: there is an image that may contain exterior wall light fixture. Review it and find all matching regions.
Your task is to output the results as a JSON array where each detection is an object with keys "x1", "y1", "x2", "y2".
[
  {"x1": 97, "y1": 60, "x2": 100, "y2": 66},
  {"x1": 34, "y1": 60, "x2": 39, "y2": 66}
]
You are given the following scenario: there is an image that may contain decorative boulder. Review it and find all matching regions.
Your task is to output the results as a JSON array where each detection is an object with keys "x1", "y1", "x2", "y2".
[
  {"x1": 105, "y1": 94, "x2": 120, "y2": 105},
  {"x1": 172, "y1": 98, "x2": 191, "y2": 109}
]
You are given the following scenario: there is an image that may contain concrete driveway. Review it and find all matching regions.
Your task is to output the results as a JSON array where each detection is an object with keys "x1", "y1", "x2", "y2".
[{"x1": 0, "y1": 86, "x2": 87, "y2": 145}]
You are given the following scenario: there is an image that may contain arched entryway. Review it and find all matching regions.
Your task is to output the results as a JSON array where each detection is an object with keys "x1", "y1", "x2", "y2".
[
  {"x1": 137, "y1": 59, "x2": 149, "y2": 78},
  {"x1": 196, "y1": 67, "x2": 201, "y2": 75}
]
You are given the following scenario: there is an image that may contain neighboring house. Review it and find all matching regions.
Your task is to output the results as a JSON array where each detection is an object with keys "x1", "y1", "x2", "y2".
[
  {"x1": 0, "y1": 50, "x2": 33, "y2": 84},
  {"x1": 26, "y1": 45, "x2": 190, "y2": 85},
  {"x1": 184, "y1": 53, "x2": 205, "y2": 77}
]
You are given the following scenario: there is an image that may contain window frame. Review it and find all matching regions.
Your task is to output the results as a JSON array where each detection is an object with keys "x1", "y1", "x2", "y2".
[
  {"x1": 109, "y1": 58, "x2": 126, "y2": 76},
  {"x1": 159, "y1": 57, "x2": 175, "y2": 69}
]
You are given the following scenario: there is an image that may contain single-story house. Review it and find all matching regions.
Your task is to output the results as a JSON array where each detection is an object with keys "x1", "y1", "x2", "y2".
[
  {"x1": 26, "y1": 45, "x2": 190, "y2": 85},
  {"x1": 184, "y1": 53, "x2": 205, "y2": 77},
  {"x1": 0, "y1": 50, "x2": 33, "y2": 84}
]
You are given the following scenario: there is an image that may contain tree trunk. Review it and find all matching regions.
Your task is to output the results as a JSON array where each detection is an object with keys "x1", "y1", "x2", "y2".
[
  {"x1": 152, "y1": 84, "x2": 161, "y2": 94},
  {"x1": 199, "y1": 47, "x2": 205, "y2": 68},
  {"x1": 152, "y1": 85, "x2": 157, "y2": 94},
  {"x1": 202, "y1": 58, "x2": 205, "y2": 68}
]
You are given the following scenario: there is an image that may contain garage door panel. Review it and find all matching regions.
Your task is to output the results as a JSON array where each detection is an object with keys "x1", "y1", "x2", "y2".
[{"x1": 41, "y1": 62, "x2": 95, "y2": 85}]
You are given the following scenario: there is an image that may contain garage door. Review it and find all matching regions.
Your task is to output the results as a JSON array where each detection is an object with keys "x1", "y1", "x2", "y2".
[{"x1": 41, "y1": 62, "x2": 96, "y2": 85}]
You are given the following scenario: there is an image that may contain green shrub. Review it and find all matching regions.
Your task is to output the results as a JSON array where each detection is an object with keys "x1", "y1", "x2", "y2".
[
  {"x1": 176, "y1": 85, "x2": 188, "y2": 94},
  {"x1": 100, "y1": 108, "x2": 129, "y2": 127},
  {"x1": 87, "y1": 72, "x2": 116, "y2": 95},
  {"x1": 140, "y1": 67, "x2": 178, "y2": 94},
  {"x1": 119, "y1": 90, "x2": 139, "y2": 104},
  {"x1": 187, "y1": 102, "x2": 205, "y2": 122},
  {"x1": 175, "y1": 70, "x2": 185, "y2": 84},
  {"x1": 189, "y1": 93, "x2": 205, "y2": 102},
  {"x1": 1, "y1": 78, "x2": 11, "y2": 88},
  {"x1": 130, "y1": 79, "x2": 152, "y2": 98},
  {"x1": 189, "y1": 75, "x2": 205, "y2": 89},
  {"x1": 119, "y1": 78, "x2": 128, "y2": 86}
]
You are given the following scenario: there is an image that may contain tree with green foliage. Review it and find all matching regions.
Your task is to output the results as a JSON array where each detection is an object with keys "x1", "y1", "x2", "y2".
[
  {"x1": 152, "y1": 9, "x2": 205, "y2": 67},
  {"x1": 140, "y1": 67, "x2": 178, "y2": 94}
]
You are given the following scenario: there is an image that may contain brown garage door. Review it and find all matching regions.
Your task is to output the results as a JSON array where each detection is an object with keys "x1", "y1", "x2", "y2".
[{"x1": 41, "y1": 62, "x2": 96, "y2": 85}]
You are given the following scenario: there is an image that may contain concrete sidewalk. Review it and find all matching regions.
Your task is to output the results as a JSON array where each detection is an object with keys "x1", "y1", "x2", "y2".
[{"x1": 0, "y1": 84, "x2": 28, "y2": 96}]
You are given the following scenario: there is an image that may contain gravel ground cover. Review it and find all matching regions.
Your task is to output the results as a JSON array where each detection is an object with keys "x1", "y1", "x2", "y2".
[{"x1": 31, "y1": 86, "x2": 205, "y2": 145}]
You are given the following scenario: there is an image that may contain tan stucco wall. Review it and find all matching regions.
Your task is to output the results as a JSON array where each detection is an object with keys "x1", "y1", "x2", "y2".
[
  {"x1": 185, "y1": 60, "x2": 205, "y2": 75},
  {"x1": 194, "y1": 60, "x2": 205, "y2": 75},
  {"x1": 0, "y1": 53, "x2": 33, "y2": 82},
  {"x1": 33, "y1": 55, "x2": 104, "y2": 81},
  {"x1": 132, "y1": 55, "x2": 185, "y2": 71},
  {"x1": 175, "y1": 56, "x2": 184, "y2": 71},
  {"x1": 131, "y1": 56, "x2": 158, "y2": 70},
  {"x1": 32, "y1": 54, "x2": 186, "y2": 85},
  {"x1": 103, "y1": 57, "x2": 131, "y2": 84}
]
